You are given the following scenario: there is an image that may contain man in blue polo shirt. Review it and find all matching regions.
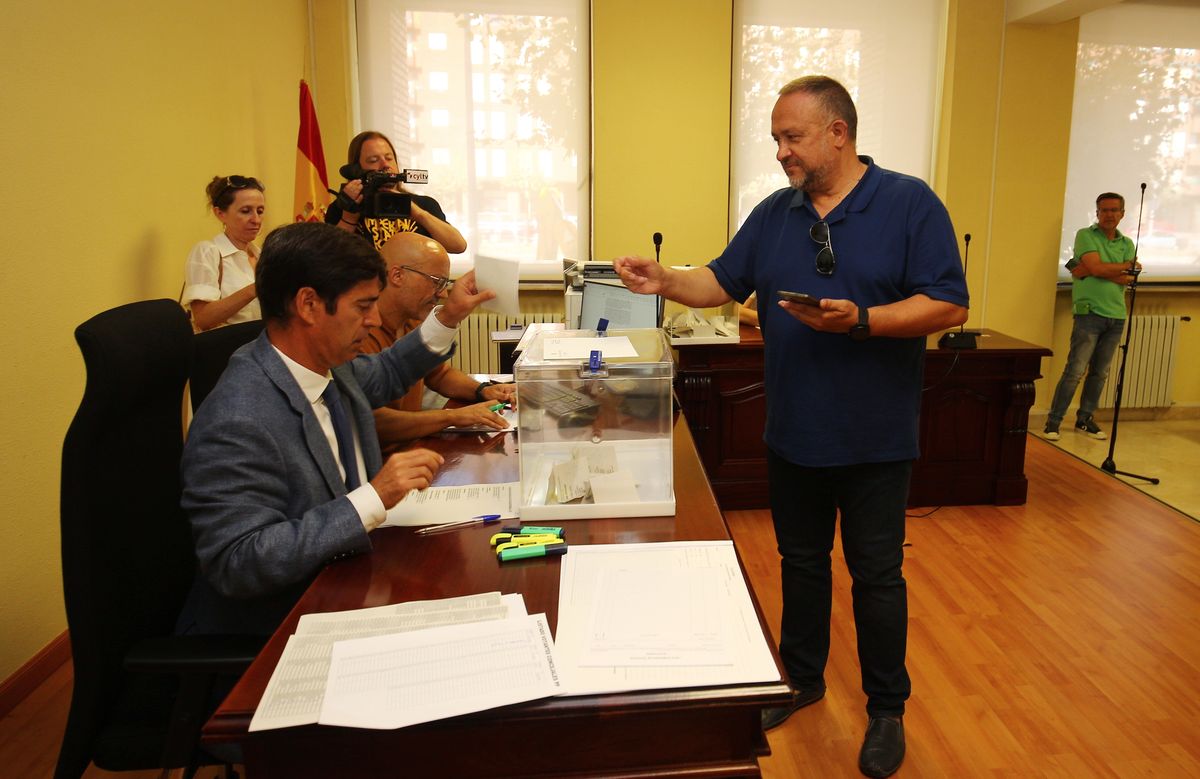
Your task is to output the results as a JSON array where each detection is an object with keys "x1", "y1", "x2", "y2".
[
  {"x1": 614, "y1": 76, "x2": 968, "y2": 778},
  {"x1": 1043, "y1": 193, "x2": 1140, "y2": 441}
]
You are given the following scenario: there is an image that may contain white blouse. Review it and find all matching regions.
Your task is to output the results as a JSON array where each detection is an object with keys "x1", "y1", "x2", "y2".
[{"x1": 181, "y1": 232, "x2": 261, "y2": 325}]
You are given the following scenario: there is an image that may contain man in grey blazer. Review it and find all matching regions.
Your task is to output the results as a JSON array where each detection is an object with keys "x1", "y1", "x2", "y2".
[{"x1": 177, "y1": 222, "x2": 493, "y2": 636}]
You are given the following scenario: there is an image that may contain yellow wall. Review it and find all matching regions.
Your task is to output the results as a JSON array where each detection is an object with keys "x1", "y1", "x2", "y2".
[
  {"x1": 592, "y1": 0, "x2": 733, "y2": 265},
  {"x1": 987, "y1": 19, "x2": 1080, "y2": 352},
  {"x1": 936, "y1": 0, "x2": 1006, "y2": 329},
  {"x1": 0, "y1": 0, "x2": 311, "y2": 680}
]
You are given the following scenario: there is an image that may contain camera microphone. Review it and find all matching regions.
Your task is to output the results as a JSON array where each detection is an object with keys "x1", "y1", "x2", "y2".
[{"x1": 653, "y1": 232, "x2": 662, "y2": 263}]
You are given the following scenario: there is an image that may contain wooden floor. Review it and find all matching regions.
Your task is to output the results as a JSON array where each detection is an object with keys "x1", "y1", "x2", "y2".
[
  {"x1": 5, "y1": 436, "x2": 1200, "y2": 777},
  {"x1": 729, "y1": 435, "x2": 1200, "y2": 778},
  {"x1": 1030, "y1": 415, "x2": 1200, "y2": 521}
]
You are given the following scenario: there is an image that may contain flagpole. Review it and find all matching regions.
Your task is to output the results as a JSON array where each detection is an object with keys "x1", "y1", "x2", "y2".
[{"x1": 307, "y1": 0, "x2": 318, "y2": 99}]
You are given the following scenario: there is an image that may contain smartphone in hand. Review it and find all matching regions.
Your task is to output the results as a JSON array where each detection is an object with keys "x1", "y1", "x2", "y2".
[{"x1": 778, "y1": 290, "x2": 821, "y2": 307}]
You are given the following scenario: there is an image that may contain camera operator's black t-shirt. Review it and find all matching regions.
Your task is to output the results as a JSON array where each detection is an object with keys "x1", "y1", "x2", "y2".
[{"x1": 326, "y1": 194, "x2": 450, "y2": 252}]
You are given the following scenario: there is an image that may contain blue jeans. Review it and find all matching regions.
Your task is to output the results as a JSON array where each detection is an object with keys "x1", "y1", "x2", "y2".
[
  {"x1": 1047, "y1": 313, "x2": 1125, "y2": 428},
  {"x1": 767, "y1": 449, "x2": 912, "y2": 718}
]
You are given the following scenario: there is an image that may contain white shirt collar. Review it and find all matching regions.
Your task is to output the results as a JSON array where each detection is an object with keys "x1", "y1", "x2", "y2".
[
  {"x1": 213, "y1": 231, "x2": 257, "y2": 259},
  {"x1": 272, "y1": 344, "x2": 333, "y2": 404}
]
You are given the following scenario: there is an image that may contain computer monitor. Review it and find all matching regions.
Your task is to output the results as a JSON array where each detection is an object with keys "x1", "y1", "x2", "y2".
[{"x1": 579, "y1": 281, "x2": 660, "y2": 330}]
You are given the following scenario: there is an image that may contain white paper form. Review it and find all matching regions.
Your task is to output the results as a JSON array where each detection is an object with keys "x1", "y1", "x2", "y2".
[
  {"x1": 473, "y1": 254, "x2": 521, "y2": 316},
  {"x1": 382, "y1": 482, "x2": 518, "y2": 527},
  {"x1": 249, "y1": 593, "x2": 523, "y2": 732},
  {"x1": 543, "y1": 336, "x2": 638, "y2": 360},
  {"x1": 318, "y1": 613, "x2": 561, "y2": 729},
  {"x1": 554, "y1": 541, "x2": 780, "y2": 696}
]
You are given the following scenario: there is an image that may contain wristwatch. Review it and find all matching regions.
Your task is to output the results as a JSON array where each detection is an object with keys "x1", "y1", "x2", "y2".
[
  {"x1": 474, "y1": 380, "x2": 498, "y2": 402},
  {"x1": 849, "y1": 305, "x2": 871, "y2": 342}
]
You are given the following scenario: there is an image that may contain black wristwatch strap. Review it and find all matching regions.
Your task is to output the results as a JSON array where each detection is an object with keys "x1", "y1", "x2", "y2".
[
  {"x1": 474, "y1": 380, "x2": 496, "y2": 402},
  {"x1": 849, "y1": 305, "x2": 871, "y2": 342}
]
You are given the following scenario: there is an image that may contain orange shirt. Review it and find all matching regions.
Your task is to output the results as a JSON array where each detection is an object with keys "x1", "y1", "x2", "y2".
[{"x1": 359, "y1": 319, "x2": 451, "y2": 453}]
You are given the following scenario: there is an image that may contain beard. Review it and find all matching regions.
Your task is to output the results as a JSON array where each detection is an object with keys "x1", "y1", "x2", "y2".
[{"x1": 785, "y1": 159, "x2": 832, "y2": 192}]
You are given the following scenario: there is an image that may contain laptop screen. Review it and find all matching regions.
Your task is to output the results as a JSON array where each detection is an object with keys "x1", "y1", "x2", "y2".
[{"x1": 579, "y1": 281, "x2": 660, "y2": 330}]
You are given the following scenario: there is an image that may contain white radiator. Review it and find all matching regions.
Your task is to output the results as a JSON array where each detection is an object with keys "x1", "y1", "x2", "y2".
[
  {"x1": 1099, "y1": 315, "x2": 1181, "y2": 409},
  {"x1": 451, "y1": 311, "x2": 561, "y2": 375}
]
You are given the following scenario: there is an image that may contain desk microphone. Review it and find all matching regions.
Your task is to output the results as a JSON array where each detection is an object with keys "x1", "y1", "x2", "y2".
[
  {"x1": 653, "y1": 232, "x2": 663, "y2": 263},
  {"x1": 938, "y1": 233, "x2": 979, "y2": 349}
]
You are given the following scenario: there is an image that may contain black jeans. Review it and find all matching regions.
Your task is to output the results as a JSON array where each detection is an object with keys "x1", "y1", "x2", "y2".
[{"x1": 767, "y1": 448, "x2": 912, "y2": 717}]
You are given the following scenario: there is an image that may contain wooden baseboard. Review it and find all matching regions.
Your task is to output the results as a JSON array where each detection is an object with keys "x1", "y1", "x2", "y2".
[{"x1": 0, "y1": 631, "x2": 71, "y2": 718}]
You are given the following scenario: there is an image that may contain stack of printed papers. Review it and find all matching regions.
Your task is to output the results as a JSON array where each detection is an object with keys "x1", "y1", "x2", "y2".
[{"x1": 249, "y1": 593, "x2": 560, "y2": 731}]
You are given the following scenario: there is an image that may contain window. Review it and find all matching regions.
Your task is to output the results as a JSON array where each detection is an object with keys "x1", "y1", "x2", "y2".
[
  {"x1": 1060, "y1": 3, "x2": 1200, "y2": 282},
  {"x1": 730, "y1": 0, "x2": 944, "y2": 233},
  {"x1": 355, "y1": 0, "x2": 590, "y2": 277}
]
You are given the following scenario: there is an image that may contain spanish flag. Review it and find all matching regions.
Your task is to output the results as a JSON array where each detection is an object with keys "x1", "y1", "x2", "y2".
[{"x1": 294, "y1": 80, "x2": 331, "y2": 223}]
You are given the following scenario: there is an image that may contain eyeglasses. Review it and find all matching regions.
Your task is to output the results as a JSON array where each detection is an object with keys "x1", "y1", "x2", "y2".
[
  {"x1": 810, "y1": 220, "x2": 836, "y2": 276},
  {"x1": 400, "y1": 265, "x2": 453, "y2": 293}
]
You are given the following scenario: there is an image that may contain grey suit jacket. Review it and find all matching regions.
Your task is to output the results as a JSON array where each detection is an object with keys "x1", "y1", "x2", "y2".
[{"x1": 177, "y1": 328, "x2": 446, "y2": 636}]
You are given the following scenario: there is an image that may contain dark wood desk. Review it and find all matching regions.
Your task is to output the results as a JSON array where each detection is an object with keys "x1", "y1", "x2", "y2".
[
  {"x1": 202, "y1": 418, "x2": 791, "y2": 778},
  {"x1": 675, "y1": 327, "x2": 1051, "y2": 509}
]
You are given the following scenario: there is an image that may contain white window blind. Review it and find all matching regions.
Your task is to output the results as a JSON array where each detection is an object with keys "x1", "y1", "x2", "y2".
[
  {"x1": 730, "y1": 0, "x2": 945, "y2": 234},
  {"x1": 1060, "y1": 3, "x2": 1200, "y2": 282},
  {"x1": 355, "y1": 0, "x2": 590, "y2": 277}
]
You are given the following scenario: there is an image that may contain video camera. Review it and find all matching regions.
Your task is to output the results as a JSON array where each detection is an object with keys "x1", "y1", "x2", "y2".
[{"x1": 338, "y1": 164, "x2": 430, "y2": 220}]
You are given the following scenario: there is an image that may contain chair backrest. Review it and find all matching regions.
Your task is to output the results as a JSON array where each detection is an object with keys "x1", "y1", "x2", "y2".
[
  {"x1": 58, "y1": 299, "x2": 195, "y2": 778},
  {"x1": 190, "y1": 320, "x2": 264, "y2": 413}
]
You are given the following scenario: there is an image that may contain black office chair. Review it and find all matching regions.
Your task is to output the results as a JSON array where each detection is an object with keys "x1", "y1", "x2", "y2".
[
  {"x1": 57, "y1": 299, "x2": 261, "y2": 779},
  {"x1": 190, "y1": 320, "x2": 264, "y2": 413}
]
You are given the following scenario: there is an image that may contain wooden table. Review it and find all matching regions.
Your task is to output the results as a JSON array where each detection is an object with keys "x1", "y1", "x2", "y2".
[
  {"x1": 674, "y1": 326, "x2": 1051, "y2": 508},
  {"x1": 202, "y1": 417, "x2": 791, "y2": 778}
]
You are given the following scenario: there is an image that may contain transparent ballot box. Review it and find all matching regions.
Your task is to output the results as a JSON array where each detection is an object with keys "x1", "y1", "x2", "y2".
[{"x1": 514, "y1": 328, "x2": 676, "y2": 520}]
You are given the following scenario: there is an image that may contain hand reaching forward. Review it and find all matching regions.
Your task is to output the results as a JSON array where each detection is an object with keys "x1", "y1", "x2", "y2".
[
  {"x1": 437, "y1": 269, "x2": 495, "y2": 327},
  {"x1": 370, "y1": 448, "x2": 445, "y2": 508},
  {"x1": 448, "y1": 401, "x2": 510, "y2": 431},
  {"x1": 613, "y1": 256, "x2": 667, "y2": 295}
]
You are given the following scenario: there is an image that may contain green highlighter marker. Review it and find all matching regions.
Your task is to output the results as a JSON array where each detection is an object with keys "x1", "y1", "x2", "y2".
[{"x1": 497, "y1": 540, "x2": 568, "y2": 562}]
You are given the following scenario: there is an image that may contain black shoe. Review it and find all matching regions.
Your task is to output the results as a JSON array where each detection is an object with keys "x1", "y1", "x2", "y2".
[
  {"x1": 760, "y1": 686, "x2": 825, "y2": 730},
  {"x1": 858, "y1": 716, "x2": 904, "y2": 778},
  {"x1": 1075, "y1": 416, "x2": 1107, "y2": 439}
]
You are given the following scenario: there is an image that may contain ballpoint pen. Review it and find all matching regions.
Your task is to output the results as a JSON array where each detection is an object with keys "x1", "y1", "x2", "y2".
[
  {"x1": 415, "y1": 514, "x2": 508, "y2": 536},
  {"x1": 487, "y1": 402, "x2": 508, "y2": 412}
]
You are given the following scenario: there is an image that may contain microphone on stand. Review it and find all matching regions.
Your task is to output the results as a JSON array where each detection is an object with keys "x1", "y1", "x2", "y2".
[
  {"x1": 938, "y1": 232, "x2": 979, "y2": 349},
  {"x1": 652, "y1": 232, "x2": 664, "y2": 325}
]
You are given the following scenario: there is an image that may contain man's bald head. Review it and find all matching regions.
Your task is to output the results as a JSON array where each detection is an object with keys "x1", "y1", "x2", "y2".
[
  {"x1": 380, "y1": 232, "x2": 450, "y2": 273},
  {"x1": 378, "y1": 232, "x2": 452, "y2": 325}
]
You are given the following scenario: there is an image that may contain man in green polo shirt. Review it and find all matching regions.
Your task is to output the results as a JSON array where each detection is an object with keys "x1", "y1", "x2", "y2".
[{"x1": 1044, "y1": 192, "x2": 1140, "y2": 441}]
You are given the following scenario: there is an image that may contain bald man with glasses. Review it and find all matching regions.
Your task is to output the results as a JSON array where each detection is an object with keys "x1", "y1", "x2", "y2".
[
  {"x1": 358, "y1": 232, "x2": 515, "y2": 453},
  {"x1": 613, "y1": 75, "x2": 968, "y2": 778}
]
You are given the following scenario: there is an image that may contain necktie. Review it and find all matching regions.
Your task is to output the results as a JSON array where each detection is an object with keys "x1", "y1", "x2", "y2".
[{"x1": 321, "y1": 380, "x2": 362, "y2": 490}]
